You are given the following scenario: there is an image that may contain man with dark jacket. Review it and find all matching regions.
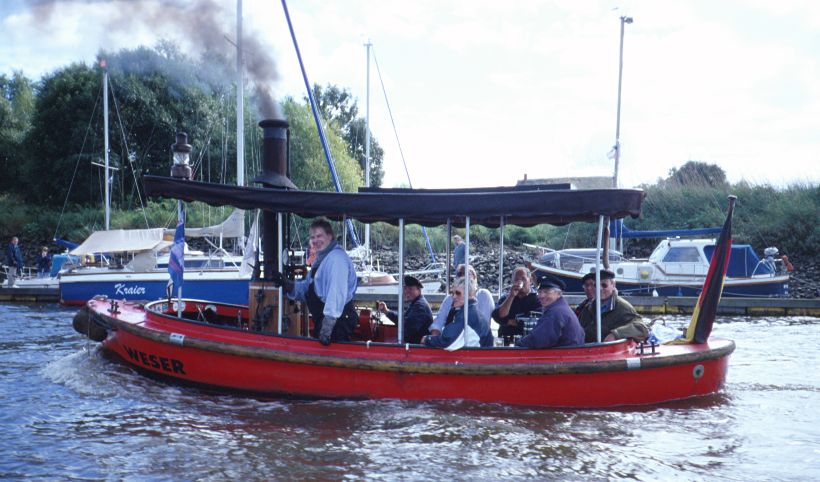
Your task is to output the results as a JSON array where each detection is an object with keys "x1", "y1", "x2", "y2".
[
  {"x1": 5, "y1": 236, "x2": 23, "y2": 287},
  {"x1": 378, "y1": 275, "x2": 434, "y2": 344},
  {"x1": 578, "y1": 269, "x2": 649, "y2": 343},
  {"x1": 492, "y1": 266, "x2": 542, "y2": 344},
  {"x1": 516, "y1": 275, "x2": 585, "y2": 349},
  {"x1": 574, "y1": 271, "x2": 597, "y2": 318}
]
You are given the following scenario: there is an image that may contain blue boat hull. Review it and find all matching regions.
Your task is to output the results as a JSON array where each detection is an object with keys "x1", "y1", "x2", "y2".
[{"x1": 60, "y1": 277, "x2": 250, "y2": 306}]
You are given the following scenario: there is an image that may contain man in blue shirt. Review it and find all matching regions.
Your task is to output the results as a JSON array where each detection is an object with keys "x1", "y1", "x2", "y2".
[
  {"x1": 516, "y1": 275, "x2": 584, "y2": 349},
  {"x1": 276, "y1": 219, "x2": 358, "y2": 346}
]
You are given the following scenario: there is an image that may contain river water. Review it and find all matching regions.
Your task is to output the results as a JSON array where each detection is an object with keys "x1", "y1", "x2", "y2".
[{"x1": 0, "y1": 303, "x2": 817, "y2": 481}]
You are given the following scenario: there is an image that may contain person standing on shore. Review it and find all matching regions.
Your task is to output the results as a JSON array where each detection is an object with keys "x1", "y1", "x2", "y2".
[
  {"x1": 5, "y1": 237, "x2": 23, "y2": 287},
  {"x1": 452, "y1": 235, "x2": 465, "y2": 270}
]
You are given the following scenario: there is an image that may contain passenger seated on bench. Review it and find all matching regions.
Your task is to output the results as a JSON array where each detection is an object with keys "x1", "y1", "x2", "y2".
[
  {"x1": 516, "y1": 275, "x2": 584, "y2": 349},
  {"x1": 377, "y1": 275, "x2": 433, "y2": 344},
  {"x1": 429, "y1": 264, "x2": 493, "y2": 336},
  {"x1": 421, "y1": 276, "x2": 493, "y2": 348},
  {"x1": 577, "y1": 269, "x2": 649, "y2": 343},
  {"x1": 492, "y1": 266, "x2": 542, "y2": 344}
]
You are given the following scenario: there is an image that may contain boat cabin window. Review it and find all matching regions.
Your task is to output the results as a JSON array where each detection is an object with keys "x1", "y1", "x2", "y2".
[{"x1": 662, "y1": 247, "x2": 702, "y2": 263}]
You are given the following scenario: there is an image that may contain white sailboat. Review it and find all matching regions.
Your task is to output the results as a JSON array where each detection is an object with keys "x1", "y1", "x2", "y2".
[{"x1": 60, "y1": 6, "x2": 253, "y2": 305}]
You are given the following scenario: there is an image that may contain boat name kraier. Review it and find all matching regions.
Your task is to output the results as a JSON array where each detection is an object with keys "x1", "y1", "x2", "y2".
[
  {"x1": 123, "y1": 345, "x2": 186, "y2": 374},
  {"x1": 114, "y1": 283, "x2": 147, "y2": 296}
]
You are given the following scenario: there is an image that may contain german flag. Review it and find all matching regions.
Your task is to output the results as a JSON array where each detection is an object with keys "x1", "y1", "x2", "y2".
[{"x1": 671, "y1": 196, "x2": 736, "y2": 344}]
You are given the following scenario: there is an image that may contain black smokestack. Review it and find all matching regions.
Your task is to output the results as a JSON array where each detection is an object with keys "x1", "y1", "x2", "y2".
[
  {"x1": 255, "y1": 118, "x2": 296, "y2": 280},
  {"x1": 254, "y1": 119, "x2": 297, "y2": 190}
]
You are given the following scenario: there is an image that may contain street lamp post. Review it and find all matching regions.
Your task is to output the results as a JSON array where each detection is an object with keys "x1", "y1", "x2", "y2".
[{"x1": 612, "y1": 15, "x2": 633, "y2": 189}]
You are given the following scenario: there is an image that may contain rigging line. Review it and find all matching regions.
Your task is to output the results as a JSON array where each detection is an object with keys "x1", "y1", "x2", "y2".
[
  {"x1": 54, "y1": 81, "x2": 102, "y2": 241},
  {"x1": 281, "y1": 0, "x2": 360, "y2": 246},
  {"x1": 372, "y1": 46, "x2": 437, "y2": 263},
  {"x1": 107, "y1": 76, "x2": 149, "y2": 228},
  {"x1": 371, "y1": 47, "x2": 412, "y2": 187}
]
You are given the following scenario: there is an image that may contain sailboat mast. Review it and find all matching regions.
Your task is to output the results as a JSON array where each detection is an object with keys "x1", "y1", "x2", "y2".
[
  {"x1": 236, "y1": 0, "x2": 244, "y2": 188},
  {"x1": 364, "y1": 41, "x2": 371, "y2": 253},
  {"x1": 103, "y1": 64, "x2": 111, "y2": 231},
  {"x1": 612, "y1": 15, "x2": 632, "y2": 254},
  {"x1": 612, "y1": 15, "x2": 632, "y2": 189}
]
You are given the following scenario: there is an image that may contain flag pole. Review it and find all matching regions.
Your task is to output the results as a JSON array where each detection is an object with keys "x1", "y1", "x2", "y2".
[{"x1": 170, "y1": 133, "x2": 193, "y2": 317}]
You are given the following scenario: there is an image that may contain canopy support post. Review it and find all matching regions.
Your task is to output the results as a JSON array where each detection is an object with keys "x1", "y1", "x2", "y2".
[
  {"x1": 595, "y1": 215, "x2": 605, "y2": 343},
  {"x1": 446, "y1": 220, "x2": 452, "y2": 293},
  {"x1": 398, "y1": 218, "x2": 405, "y2": 344},
  {"x1": 498, "y1": 217, "x2": 505, "y2": 297},
  {"x1": 464, "y1": 216, "x2": 470, "y2": 338},
  {"x1": 277, "y1": 212, "x2": 283, "y2": 334}
]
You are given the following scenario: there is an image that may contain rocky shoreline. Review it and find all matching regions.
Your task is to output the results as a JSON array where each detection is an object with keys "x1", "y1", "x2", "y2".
[{"x1": 367, "y1": 245, "x2": 820, "y2": 299}]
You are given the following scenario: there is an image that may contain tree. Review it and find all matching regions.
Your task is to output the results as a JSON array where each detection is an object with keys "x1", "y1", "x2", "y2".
[
  {"x1": 666, "y1": 160, "x2": 728, "y2": 188},
  {"x1": 21, "y1": 45, "x2": 234, "y2": 208},
  {"x1": 0, "y1": 71, "x2": 36, "y2": 194},
  {"x1": 282, "y1": 96, "x2": 363, "y2": 193},
  {"x1": 311, "y1": 84, "x2": 385, "y2": 187}
]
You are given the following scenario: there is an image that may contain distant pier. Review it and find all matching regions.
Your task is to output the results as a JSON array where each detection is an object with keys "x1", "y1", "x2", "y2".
[{"x1": 0, "y1": 287, "x2": 59, "y2": 303}]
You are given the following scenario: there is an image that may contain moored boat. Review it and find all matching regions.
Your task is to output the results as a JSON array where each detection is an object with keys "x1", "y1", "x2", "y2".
[
  {"x1": 58, "y1": 213, "x2": 250, "y2": 306},
  {"x1": 72, "y1": 117, "x2": 736, "y2": 408},
  {"x1": 531, "y1": 237, "x2": 790, "y2": 297}
]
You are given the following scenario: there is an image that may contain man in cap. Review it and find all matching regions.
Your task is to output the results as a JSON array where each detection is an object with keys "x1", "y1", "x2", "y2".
[
  {"x1": 492, "y1": 266, "x2": 542, "y2": 344},
  {"x1": 577, "y1": 269, "x2": 648, "y2": 343},
  {"x1": 574, "y1": 271, "x2": 598, "y2": 318},
  {"x1": 378, "y1": 275, "x2": 434, "y2": 344},
  {"x1": 516, "y1": 275, "x2": 585, "y2": 349}
]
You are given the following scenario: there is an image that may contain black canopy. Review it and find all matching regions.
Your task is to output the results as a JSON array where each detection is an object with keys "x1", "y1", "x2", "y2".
[{"x1": 143, "y1": 176, "x2": 644, "y2": 227}]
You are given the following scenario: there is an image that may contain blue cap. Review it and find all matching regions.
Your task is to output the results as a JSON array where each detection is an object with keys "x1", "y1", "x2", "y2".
[{"x1": 537, "y1": 274, "x2": 566, "y2": 291}]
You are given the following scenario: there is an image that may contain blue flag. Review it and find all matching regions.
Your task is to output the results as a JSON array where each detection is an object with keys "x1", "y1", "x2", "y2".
[{"x1": 168, "y1": 205, "x2": 185, "y2": 295}]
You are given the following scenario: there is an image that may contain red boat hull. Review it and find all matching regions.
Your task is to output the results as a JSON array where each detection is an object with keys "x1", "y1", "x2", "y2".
[{"x1": 82, "y1": 297, "x2": 734, "y2": 408}]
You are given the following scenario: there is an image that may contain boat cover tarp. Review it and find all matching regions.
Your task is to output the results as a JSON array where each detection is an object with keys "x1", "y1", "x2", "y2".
[
  {"x1": 69, "y1": 228, "x2": 166, "y2": 256},
  {"x1": 610, "y1": 219, "x2": 722, "y2": 238},
  {"x1": 175, "y1": 208, "x2": 244, "y2": 238},
  {"x1": 143, "y1": 176, "x2": 645, "y2": 227},
  {"x1": 703, "y1": 244, "x2": 773, "y2": 276}
]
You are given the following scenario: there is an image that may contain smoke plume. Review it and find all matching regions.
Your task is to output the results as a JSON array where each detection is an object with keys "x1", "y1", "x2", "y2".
[{"x1": 23, "y1": 0, "x2": 281, "y2": 118}]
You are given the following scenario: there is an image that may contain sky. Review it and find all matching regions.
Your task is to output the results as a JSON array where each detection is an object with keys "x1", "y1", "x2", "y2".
[{"x1": 2, "y1": 0, "x2": 819, "y2": 189}]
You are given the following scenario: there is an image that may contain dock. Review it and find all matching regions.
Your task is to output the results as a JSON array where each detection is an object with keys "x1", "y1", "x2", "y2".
[{"x1": 0, "y1": 287, "x2": 59, "y2": 303}]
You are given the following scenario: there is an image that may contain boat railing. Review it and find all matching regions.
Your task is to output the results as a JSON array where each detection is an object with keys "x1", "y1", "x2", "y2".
[{"x1": 750, "y1": 258, "x2": 781, "y2": 277}]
